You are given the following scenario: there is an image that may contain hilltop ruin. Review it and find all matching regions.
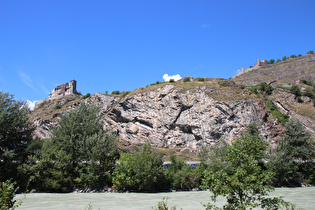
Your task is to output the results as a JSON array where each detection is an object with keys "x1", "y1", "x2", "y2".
[{"x1": 49, "y1": 80, "x2": 79, "y2": 99}]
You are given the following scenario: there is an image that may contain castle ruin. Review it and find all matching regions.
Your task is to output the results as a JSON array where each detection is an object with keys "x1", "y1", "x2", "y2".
[
  {"x1": 233, "y1": 58, "x2": 268, "y2": 78},
  {"x1": 49, "y1": 80, "x2": 79, "y2": 99}
]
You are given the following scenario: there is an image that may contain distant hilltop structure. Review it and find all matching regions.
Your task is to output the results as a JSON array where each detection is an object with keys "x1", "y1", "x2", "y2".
[
  {"x1": 234, "y1": 58, "x2": 268, "y2": 78},
  {"x1": 49, "y1": 80, "x2": 79, "y2": 99}
]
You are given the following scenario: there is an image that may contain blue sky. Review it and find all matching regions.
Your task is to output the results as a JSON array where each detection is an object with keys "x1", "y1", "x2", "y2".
[{"x1": 1, "y1": 0, "x2": 315, "y2": 106}]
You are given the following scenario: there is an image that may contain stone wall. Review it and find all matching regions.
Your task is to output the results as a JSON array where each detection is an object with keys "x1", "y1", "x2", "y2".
[{"x1": 49, "y1": 80, "x2": 78, "y2": 99}]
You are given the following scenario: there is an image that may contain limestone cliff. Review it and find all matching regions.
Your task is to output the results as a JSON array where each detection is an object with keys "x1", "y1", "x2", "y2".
[{"x1": 31, "y1": 79, "x2": 284, "y2": 152}]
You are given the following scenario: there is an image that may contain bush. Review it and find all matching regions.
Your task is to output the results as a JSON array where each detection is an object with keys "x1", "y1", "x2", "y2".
[
  {"x1": 290, "y1": 54, "x2": 297, "y2": 58},
  {"x1": 276, "y1": 59, "x2": 281, "y2": 63},
  {"x1": 297, "y1": 96, "x2": 304, "y2": 103},
  {"x1": 265, "y1": 100, "x2": 289, "y2": 125},
  {"x1": 298, "y1": 54, "x2": 302, "y2": 57},
  {"x1": 307, "y1": 50, "x2": 314, "y2": 54},
  {"x1": 111, "y1": 90, "x2": 120, "y2": 95},
  {"x1": 258, "y1": 82, "x2": 273, "y2": 95},
  {"x1": 304, "y1": 87, "x2": 315, "y2": 99},
  {"x1": 183, "y1": 77, "x2": 190, "y2": 83},
  {"x1": 290, "y1": 85, "x2": 302, "y2": 97},
  {"x1": 197, "y1": 78, "x2": 205, "y2": 82},
  {"x1": 121, "y1": 91, "x2": 131, "y2": 97},
  {"x1": 112, "y1": 142, "x2": 166, "y2": 192},
  {"x1": 302, "y1": 79, "x2": 313, "y2": 86},
  {"x1": 282, "y1": 56, "x2": 287, "y2": 61},
  {"x1": 0, "y1": 180, "x2": 21, "y2": 209},
  {"x1": 268, "y1": 59, "x2": 275, "y2": 64},
  {"x1": 169, "y1": 79, "x2": 175, "y2": 83},
  {"x1": 218, "y1": 81, "x2": 227, "y2": 86},
  {"x1": 53, "y1": 104, "x2": 62, "y2": 110},
  {"x1": 82, "y1": 93, "x2": 91, "y2": 99}
]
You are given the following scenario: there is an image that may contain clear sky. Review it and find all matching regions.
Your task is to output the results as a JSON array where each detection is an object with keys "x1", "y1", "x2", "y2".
[{"x1": 1, "y1": 0, "x2": 315, "y2": 107}]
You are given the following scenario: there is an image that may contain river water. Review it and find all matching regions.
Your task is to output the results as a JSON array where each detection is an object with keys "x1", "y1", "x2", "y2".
[{"x1": 15, "y1": 187, "x2": 315, "y2": 210}]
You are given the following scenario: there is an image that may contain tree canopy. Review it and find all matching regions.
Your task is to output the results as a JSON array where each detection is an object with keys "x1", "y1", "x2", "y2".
[
  {"x1": 0, "y1": 92, "x2": 34, "y2": 184},
  {"x1": 201, "y1": 123, "x2": 294, "y2": 209}
]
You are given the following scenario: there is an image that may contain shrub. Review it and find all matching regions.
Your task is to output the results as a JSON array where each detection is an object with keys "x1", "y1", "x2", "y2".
[
  {"x1": 282, "y1": 56, "x2": 287, "y2": 61},
  {"x1": 302, "y1": 79, "x2": 312, "y2": 86},
  {"x1": 297, "y1": 96, "x2": 304, "y2": 103},
  {"x1": 82, "y1": 93, "x2": 91, "y2": 99},
  {"x1": 290, "y1": 85, "x2": 301, "y2": 97},
  {"x1": 121, "y1": 91, "x2": 131, "y2": 97},
  {"x1": 290, "y1": 54, "x2": 297, "y2": 58},
  {"x1": 276, "y1": 59, "x2": 281, "y2": 63},
  {"x1": 265, "y1": 100, "x2": 289, "y2": 125},
  {"x1": 304, "y1": 87, "x2": 315, "y2": 99},
  {"x1": 111, "y1": 90, "x2": 120, "y2": 95},
  {"x1": 258, "y1": 82, "x2": 273, "y2": 95},
  {"x1": 169, "y1": 79, "x2": 175, "y2": 83},
  {"x1": 218, "y1": 81, "x2": 227, "y2": 86},
  {"x1": 298, "y1": 54, "x2": 302, "y2": 57},
  {"x1": 268, "y1": 59, "x2": 275, "y2": 64},
  {"x1": 197, "y1": 78, "x2": 205, "y2": 82},
  {"x1": 0, "y1": 180, "x2": 21, "y2": 209},
  {"x1": 307, "y1": 50, "x2": 314, "y2": 54},
  {"x1": 183, "y1": 77, "x2": 190, "y2": 83},
  {"x1": 53, "y1": 104, "x2": 62, "y2": 110}
]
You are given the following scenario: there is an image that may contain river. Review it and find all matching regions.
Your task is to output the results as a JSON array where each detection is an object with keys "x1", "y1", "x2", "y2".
[{"x1": 15, "y1": 187, "x2": 315, "y2": 210}]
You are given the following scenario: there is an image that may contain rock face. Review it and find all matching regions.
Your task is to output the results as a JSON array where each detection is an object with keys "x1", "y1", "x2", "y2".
[
  {"x1": 31, "y1": 80, "x2": 283, "y2": 152},
  {"x1": 31, "y1": 55, "x2": 315, "y2": 152},
  {"x1": 103, "y1": 84, "x2": 271, "y2": 150}
]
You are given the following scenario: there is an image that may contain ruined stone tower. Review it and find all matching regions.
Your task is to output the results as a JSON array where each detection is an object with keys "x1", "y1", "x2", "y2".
[{"x1": 49, "y1": 80, "x2": 79, "y2": 99}]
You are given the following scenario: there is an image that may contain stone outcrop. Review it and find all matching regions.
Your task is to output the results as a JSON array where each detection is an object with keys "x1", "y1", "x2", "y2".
[
  {"x1": 31, "y1": 80, "x2": 285, "y2": 152},
  {"x1": 103, "y1": 84, "x2": 273, "y2": 150}
]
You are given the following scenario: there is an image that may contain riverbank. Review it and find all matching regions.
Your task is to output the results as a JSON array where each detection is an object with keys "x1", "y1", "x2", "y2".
[{"x1": 15, "y1": 187, "x2": 315, "y2": 210}]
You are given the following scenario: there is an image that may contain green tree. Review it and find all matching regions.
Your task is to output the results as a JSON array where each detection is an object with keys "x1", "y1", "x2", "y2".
[
  {"x1": 282, "y1": 56, "x2": 287, "y2": 61},
  {"x1": 112, "y1": 142, "x2": 166, "y2": 192},
  {"x1": 268, "y1": 59, "x2": 275, "y2": 64},
  {"x1": 22, "y1": 103, "x2": 119, "y2": 192},
  {"x1": 307, "y1": 50, "x2": 314, "y2": 54},
  {"x1": 276, "y1": 59, "x2": 281, "y2": 63},
  {"x1": 201, "y1": 123, "x2": 294, "y2": 209},
  {"x1": 0, "y1": 92, "x2": 34, "y2": 186},
  {"x1": 166, "y1": 155, "x2": 198, "y2": 190},
  {"x1": 0, "y1": 180, "x2": 22, "y2": 209},
  {"x1": 290, "y1": 54, "x2": 297, "y2": 58},
  {"x1": 268, "y1": 118, "x2": 315, "y2": 186}
]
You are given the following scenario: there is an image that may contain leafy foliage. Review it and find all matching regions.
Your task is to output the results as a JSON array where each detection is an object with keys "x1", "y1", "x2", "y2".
[
  {"x1": 152, "y1": 197, "x2": 177, "y2": 210},
  {"x1": 0, "y1": 92, "x2": 34, "y2": 187},
  {"x1": 82, "y1": 93, "x2": 91, "y2": 99},
  {"x1": 166, "y1": 155, "x2": 198, "y2": 190},
  {"x1": 197, "y1": 78, "x2": 205, "y2": 82},
  {"x1": 307, "y1": 50, "x2": 314, "y2": 54},
  {"x1": 265, "y1": 99, "x2": 289, "y2": 125},
  {"x1": 290, "y1": 85, "x2": 302, "y2": 97},
  {"x1": 268, "y1": 118, "x2": 315, "y2": 186},
  {"x1": 183, "y1": 77, "x2": 190, "y2": 83},
  {"x1": 53, "y1": 104, "x2": 62, "y2": 110},
  {"x1": 268, "y1": 59, "x2": 275, "y2": 64},
  {"x1": 112, "y1": 142, "x2": 166, "y2": 192},
  {"x1": 169, "y1": 79, "x2": 175, "y2": 83},
  {"x1": 111, "y1": 90, "x2": 120, "y2": 95},
  {"x1": 0, "y1": 180, "x2": 22, "y2": 209},
  {"x1": 201, "y1": 123, "x2": 294, "y2": 209},
  {"x1": 22, "y1": 103, "x2": 119, "y2": 192}
]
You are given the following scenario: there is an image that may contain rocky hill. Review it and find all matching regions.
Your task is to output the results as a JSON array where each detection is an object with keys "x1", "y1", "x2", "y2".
[{"x1": 30, "y1": 55, "x2": 315, "y2": 156}]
